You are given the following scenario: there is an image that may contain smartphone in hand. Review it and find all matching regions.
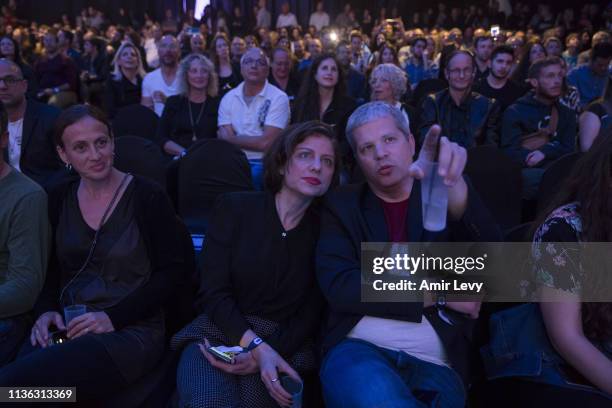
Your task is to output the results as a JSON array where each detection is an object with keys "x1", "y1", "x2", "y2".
[{"x1": 207, "y1": 345, "x2": 244, "y2": 363}]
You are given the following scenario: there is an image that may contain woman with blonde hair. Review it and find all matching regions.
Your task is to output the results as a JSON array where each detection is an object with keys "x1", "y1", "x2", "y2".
[
  {"x1": 103, "y1": 41, "x2": 146, "y2": 118},
  {"x1": 157, "y1": 53, "x2": 220, "y2": 157}
]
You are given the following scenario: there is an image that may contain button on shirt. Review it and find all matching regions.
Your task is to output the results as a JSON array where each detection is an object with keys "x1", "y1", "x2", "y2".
[
  {"x1": 8, "y1": 119, "x2": 24, "y2": 171},
  {"x1": 218, "y1": 81, "x2": 290, "y2": 160}
]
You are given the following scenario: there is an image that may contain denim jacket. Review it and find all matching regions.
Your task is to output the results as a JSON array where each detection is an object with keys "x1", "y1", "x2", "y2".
[{"x1": 481, "y1": 303, "x2": 612, "y2": 399}]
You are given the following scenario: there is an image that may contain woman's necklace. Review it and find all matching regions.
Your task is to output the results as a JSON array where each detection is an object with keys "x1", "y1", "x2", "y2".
[{"x1": 188, "y1": 98, "x2": 207, "y2": 142}]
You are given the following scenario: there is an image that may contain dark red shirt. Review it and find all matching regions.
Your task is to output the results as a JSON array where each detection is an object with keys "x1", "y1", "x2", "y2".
[{"x1": 380, "y1": 198, "x2": 409, "y2": 242}]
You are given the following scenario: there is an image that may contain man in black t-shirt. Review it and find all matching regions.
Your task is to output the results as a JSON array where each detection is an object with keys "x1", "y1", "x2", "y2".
[{"x1": 474, "y1": 45, "x2": 526, "y2": 113}]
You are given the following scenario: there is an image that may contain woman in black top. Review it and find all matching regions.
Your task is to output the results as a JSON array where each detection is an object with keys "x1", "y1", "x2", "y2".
[
  {"x1": 0, "y1": 35, "x2": 38, "y2": 99},
  {"x1": 157, "y1": 53, "x2": 220, "y2": 157},
  {"x1": 293, "y1": 54, "x2": 357, "y2": 172},
  {"x1": 579, "y1": 77, "x2": 612, "y2": 152},
  {"x1": 173, "y1": 121, "x2": 340, "y2": 408},
  {"x1": 103, "y1": 42, "x2": 145, "y2": 119},
  {"x1": 0, "y1": 105, "x2": 183, "y2": 401},
  {"x1": 210, "y1": 33, "x2": 242, "y2": 96}
]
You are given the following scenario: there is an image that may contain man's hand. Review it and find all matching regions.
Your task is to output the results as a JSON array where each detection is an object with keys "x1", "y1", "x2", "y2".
[
  {"x1": 525, "y1": 150, "x2": 545, "y2": 167},
  {"x1": 408, "y1": 125, "x2": 468, "y2": 220},
  {"x1": 217, "y1": 126, "x2": 237, "y2": 143}
]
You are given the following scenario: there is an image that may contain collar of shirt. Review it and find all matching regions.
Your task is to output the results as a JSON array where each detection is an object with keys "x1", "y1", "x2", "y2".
[{"x1": 236, "y1": 80, "x2": 270, "y2": 106}]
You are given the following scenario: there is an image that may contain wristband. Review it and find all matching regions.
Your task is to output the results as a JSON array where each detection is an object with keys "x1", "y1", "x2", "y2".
[{"x1": 244, "y1": 337, "x2": 264, "y2": 352}]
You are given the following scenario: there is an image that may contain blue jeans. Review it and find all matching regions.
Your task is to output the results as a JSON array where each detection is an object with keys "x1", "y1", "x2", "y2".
[
  {"x1": 249, "y1": 159, "x2": 264, "y2": 191},
  {"x1": 320, "y1": 338, "x2": 465, "y2": 408}
]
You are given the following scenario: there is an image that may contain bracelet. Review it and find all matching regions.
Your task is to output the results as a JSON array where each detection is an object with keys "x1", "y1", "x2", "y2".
[{"x1": 243, "y1": 337, "x2": 264, "y2": 352}]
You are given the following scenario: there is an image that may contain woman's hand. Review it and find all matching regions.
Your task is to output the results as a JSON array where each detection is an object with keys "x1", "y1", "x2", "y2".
[
  {"x1": 198, "y1": 339, "x2": 259, "y2": 375},
  {"x1": 66, "y1": 311, "x2": 115, "y2": 339},
  {"x1": 252, "y1": 343, "x2": 301, "y2": 408},
  {"x1": 30, "y1": 311, "x2": 65, "y2": 348}
]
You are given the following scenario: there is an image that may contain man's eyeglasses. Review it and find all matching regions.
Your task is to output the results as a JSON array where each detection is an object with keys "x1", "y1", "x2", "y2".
[
  {"x1": 242, "y1": 58, "x2": 267, "y2": 67},
  {"x1": 0, "y1": 76, "x2": 24, "y2": 86},
  {"x1": 447, "y1": 68, "x2": 474, "y2": 78}
]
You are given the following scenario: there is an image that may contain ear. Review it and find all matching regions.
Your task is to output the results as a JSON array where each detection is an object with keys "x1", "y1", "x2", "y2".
[
  {"x1": 528, "y1": 78, "x2": 538, "y2": 89},
  {"x1": 407, "y1": 131, "x2": 416, "y2": 158},
  {"x1": 444, "y1": 69, "x2": 450, "y2": 82},
  {"x1": 56, "y1": 144, "x2": 69, "y2": 166}
]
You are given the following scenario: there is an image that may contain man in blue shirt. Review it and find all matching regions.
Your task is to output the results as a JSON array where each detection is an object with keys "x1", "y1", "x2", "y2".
[{"x1": 568, "y1": 42, "x2": 612, "y2": 109}]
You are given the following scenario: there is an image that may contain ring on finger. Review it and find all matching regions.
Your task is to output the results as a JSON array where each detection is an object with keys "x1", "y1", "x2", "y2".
[{"x1": 271, "y1": 378, "x2": 279, "y2": 383}]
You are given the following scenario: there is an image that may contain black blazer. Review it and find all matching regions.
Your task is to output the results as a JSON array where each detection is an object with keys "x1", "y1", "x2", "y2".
[
  {"x1": 17, "y1": 100, "x2": 63, "y2": 187},
  {"x1": 315, "y1": 180, "x2": 502, "y2": 386}
]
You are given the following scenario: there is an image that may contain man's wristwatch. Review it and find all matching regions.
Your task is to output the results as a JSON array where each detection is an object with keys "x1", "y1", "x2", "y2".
[{"x1": 244, "y1": 337, "x2": 264, "y2": 352}]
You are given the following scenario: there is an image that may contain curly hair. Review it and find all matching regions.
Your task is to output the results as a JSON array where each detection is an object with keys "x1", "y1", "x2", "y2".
[
  {"x1": 369, "y1": 63, "x2": 407, "y2": 102},
  {"x1": 177, "y1": 53, "x2": 219, "y2": 97}
]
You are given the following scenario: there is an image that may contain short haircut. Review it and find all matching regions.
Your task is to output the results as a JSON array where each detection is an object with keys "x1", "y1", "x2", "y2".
[
  {"x1": 592, "y1": 42, "x2": 612, "y2": 61},
  {"x1": 543, "y1": 36, "x2": 561, "y2": 47},
  {"x1": 177, "y1": 53, "x2": 218, "y2": 97},
  {"x1": 528, "y1": 56, "x2": 563, "y2": 79},
  {"x1": 370, "y1": 63, "x2": 408, "y2": 102},
  {"x1": 491, "y1": 45, "x2": 514, "y2": 61},
  {"x1": 445, "y1": 49, "x2": 475, "y2": 70},
  {"x1": 350, "y1": 30, "x2": 362, "y2": 41},
  {"x1": 0, "y1": 100, "x2": 7, "y2": 135},
  {"x1": 54, "y1": 104, "x2": 112, "y2": 147},
  {"x1": 263, "y1": 120, "x2": 340, "y2": 193},
  {"x1": 345, "y1": 101, "x2": 410, "y2": 151},
  {"x1": 0, "y1": 58, "x2": 24, "y2": 78},
  {"x1": 474, "y1": 35, "x2": 493, "y2": 48},
  {"x1": 412, "y1": 36, "x2": 427, "y2": 47}
]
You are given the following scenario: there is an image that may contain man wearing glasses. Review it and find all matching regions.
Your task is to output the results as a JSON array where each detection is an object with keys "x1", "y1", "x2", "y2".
[
  {"x1": 218, "y1": 47, "x2": 290, "y2": 190},
  {"x1": 419, "y1": 50, "x2": 500, "y2": 149},
  {"x1": 0, "y1": 59, "x2": 62, "y2": 188}
]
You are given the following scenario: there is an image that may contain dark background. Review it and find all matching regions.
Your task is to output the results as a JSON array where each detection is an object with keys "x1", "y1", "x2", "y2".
[{"x1": 10, "y1": 0, "x2": 598, "y2": 27}]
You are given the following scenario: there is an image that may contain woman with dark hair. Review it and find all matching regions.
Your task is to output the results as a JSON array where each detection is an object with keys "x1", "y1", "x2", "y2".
[
  {"x1": 483, "y1": 131, "x2": 612, "y2": 405},
  {"x1": 373, "y1": 41, "x2": 400, "y2": 67},
  {"x1": 172, "y1": 121, "x2": 340, "y2": 408},
  {"x1": 210, "y1": 33, "x2": 242, "y2": 96},
  {"x1": 0, "y1": 35, "x2": 38, "y2": 98},
  {"x1": 511, "y1": 40, "x2": 546, "y2": 90},
  {"x1": 579, "y1": 77, "x2": 612, "y2": 151},
  {"x1": 0, "y1": 105, "x2": 183, "y2": 402},
  {"x1": 293, "y1": 54, "x2": 356, "y2": 135}
]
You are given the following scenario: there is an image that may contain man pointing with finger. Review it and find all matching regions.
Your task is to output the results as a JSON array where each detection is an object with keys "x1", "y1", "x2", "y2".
[{"x1": 316, "y1": 102, "x2": 501, "y2": 408}]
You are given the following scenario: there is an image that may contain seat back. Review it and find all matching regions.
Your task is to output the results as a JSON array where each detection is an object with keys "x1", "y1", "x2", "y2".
[
  {"x1": 465, "y1": 145, "x2": 523, "y2": 230},
  {"x1": 114, "y1": 136, "x2": 171, "y2": 190},
  {"x1": 177, "y1": 139, "x2": 254, "y2": 233},
  {"x1": 112, "y1": 104, "x2": 159, "y2": 141},
  {"x1": 536, "y1": 152, "x2": 581, "y2": 212}
]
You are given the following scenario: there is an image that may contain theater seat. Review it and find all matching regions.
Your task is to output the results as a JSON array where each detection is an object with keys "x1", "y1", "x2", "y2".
[
  {"x1": 112, "y1": 104, "x2": 160, "y2": 141},
  {"x1": 114, "y1": 136, "x2": 171, "y2": 191},
  {"x1": 465, "y1": 145, "x2": 523, "y2": 231},
  {"x1": 536, "y1": 152, "x2": 582, "y2": 212}
]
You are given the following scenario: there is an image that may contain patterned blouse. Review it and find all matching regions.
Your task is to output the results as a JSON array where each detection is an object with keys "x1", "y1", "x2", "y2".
[{"x1": 532, "y1": 202, "x2": 584, "y2": 294}]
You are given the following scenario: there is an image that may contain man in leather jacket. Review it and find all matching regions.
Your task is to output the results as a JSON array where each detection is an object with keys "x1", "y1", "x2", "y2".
[{"x1": 419, "y1": 50, "x2": 501, "y2": 149}]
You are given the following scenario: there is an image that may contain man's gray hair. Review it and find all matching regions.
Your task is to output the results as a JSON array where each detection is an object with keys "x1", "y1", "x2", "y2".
[
  {"x1": 345, "y1": 101, "x2": 411, "y2": 151},
  {"x1": 370, "y1": 63, "x2": 408, "y2": 102},
  {"x1": 240, "y1": 47, "x2": 270, "y2": 66}
]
